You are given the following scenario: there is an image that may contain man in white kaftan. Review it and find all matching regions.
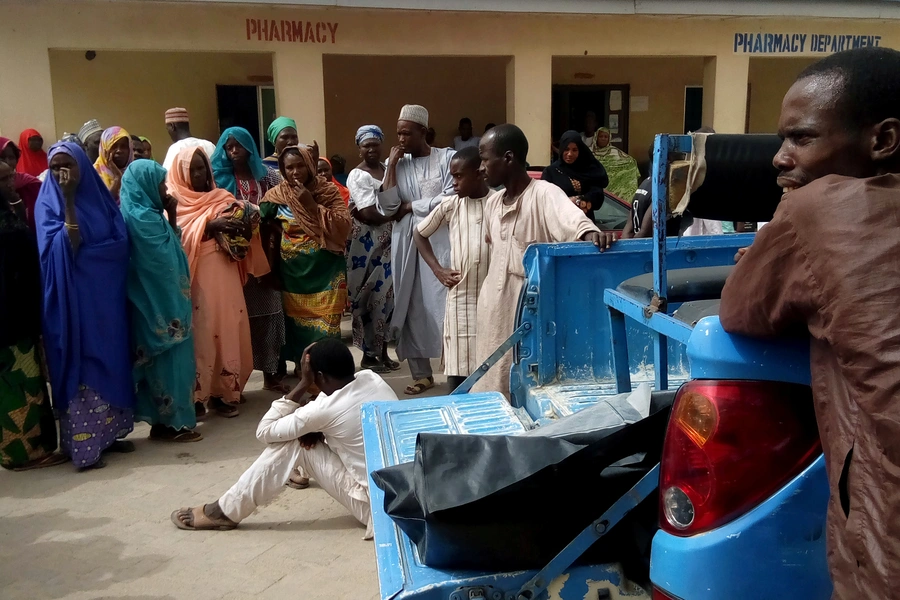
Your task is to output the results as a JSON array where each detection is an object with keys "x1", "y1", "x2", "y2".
[
  {"x1": 376, "y1": 105, "x2": 456, "y2": 394},
  {"x1": 171, "y1": 339, "x2": 398, "y2": 538},
  {"x1": 472, "y1": 125, "x2": 611, "y2": 400},
  {"x1": 161, "y1": 107, "x2": 217, "y2": 171}
]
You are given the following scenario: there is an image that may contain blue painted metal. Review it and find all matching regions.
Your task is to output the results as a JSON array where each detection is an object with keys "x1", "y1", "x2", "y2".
[
  {"x1": 511, "y1": 235, "x2": 750, "y2": 413},
  {"x1": 362, "y1": 395, "x2": 648, "y2": 600},
  {"x1": 650, "y1": 455, "x2": 831, "y2": 600},
  {"x1": 603, "y1": 290, "x2": 694, "y2": 344},
  {"x1": 451, "y1": 323, "x2": 531, "y2": 395},
  {"x1": 515, "y1": 464, "x2": 660, "y2": 600},
  {"x1": 688, "y1": 316, "x2": 812, "y2": 386}
]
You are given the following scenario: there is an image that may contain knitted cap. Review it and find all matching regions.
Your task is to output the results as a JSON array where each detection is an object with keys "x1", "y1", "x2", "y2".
[
  {"x1": 165, "y1": 107, "x2": 190, "y2": 124},
  {"x1": 78, "y1": 119, "x2": 102, "y2": 142},
  {"x1": 398, "y1": 104, "x2": 428, "y2": 128}
]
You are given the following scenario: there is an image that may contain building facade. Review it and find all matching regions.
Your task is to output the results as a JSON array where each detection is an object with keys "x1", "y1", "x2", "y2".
[{"x1": 2, "y1": 0, "x2": 899, "y2": 166}]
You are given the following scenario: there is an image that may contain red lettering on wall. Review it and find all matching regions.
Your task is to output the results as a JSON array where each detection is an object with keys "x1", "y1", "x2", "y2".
[{"x1": 244, "y1": 18, "x2": 338, "y2": 44}]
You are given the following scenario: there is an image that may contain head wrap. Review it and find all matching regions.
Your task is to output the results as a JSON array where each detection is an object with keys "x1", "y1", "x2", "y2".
[
  {"x1": 0, "y1": 137, "x2": 42, "y2": 231},
  {"x1": 398, "y1": 105, "x2": 428, "y2": 128},
  {"x1": 119, "y1": 160, "x2": 193, "y2": 360},
  {"x1": 551, "y1": 130, "x2": 609, "y2": 193},
  {"x1": 264, "y1": 145, "x2": 350, "y2": 254},
  {"x1": 138, "y1": 136, "x2": 151, "y2": 145},
  {"x1": 78, "y1": 119, "x2": 103, "y2": 143},
  {"x1": 94, "y1": 126, "x2": 133, "y2": 203},
  {"x1": 211, "y1": 127, "x2": 268, "y2": 196},
  {"x1": 318, "y1": 157, "x2": 350, "y2": 205},
  {"x1": 355, "y1": 125, "x2": 384, "y2": 147},
  {"x1": 35, "y1": 142, "x2": 131, "y2": 414},
  {"x1": 165, "y1": 108, "x2": 190, "y2": 124},
  {"x1": 266, "y1": 116, "x2": 297, "y2": 146},
  {"x1": 16, "y1": 129, "x2": 48, "y2": 177}
]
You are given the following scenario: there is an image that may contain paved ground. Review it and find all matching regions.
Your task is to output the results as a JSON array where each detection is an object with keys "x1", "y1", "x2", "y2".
[{"x1": 0, "y1": 321, "x2": 449, "y2": 600}]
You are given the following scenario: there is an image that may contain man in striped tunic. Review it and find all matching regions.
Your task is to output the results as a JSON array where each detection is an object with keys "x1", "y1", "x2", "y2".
[{"x1": 414, "y1": 147, "x2": 491, "y2": 390}]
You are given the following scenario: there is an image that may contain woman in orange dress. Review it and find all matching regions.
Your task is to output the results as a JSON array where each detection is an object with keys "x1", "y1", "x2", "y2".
[{"x1": 167, "y1": 147, "x2": 269, "y2": 419}]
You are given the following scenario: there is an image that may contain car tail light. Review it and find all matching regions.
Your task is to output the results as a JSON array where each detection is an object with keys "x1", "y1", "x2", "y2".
[
  {"x1": 652, "y1": 587, "x2": 681, "y2": 600},
  {"x1": 659, "y1": 380, "x2": 820, "y2": 535}
]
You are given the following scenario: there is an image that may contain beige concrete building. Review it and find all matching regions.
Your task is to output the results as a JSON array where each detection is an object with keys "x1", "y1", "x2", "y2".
[{"x1": 2, "y1": 0, "x2": 900, "y2": 166}]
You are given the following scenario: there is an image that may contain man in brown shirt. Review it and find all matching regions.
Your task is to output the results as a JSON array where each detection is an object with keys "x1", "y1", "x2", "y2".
[{"x1": 720, "y1": 47, "x2": 900, "y2": 598}]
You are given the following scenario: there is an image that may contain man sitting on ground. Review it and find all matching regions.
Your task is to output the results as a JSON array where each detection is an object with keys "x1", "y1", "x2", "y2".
[
  {"x1": 720, "y1": 47, "x2": 900, "y2": 598},
  {"x1": 171, "y1": 338, "x2": 398, "y2": 538}
]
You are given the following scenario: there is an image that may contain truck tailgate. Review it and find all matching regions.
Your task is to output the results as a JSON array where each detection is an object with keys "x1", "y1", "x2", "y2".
[{"x1": 362, "y1": 392, "x2": 650, "y2": 600}]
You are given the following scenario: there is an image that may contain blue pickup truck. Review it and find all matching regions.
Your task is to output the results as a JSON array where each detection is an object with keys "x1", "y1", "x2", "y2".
[{"x1": 361, "y1": 134, "x2": 831, "y2": 600}]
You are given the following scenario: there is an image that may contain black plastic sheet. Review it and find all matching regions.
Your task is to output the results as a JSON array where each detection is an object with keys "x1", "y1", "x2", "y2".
[{"x1": 371, "y1": 402, "x2": 672, "y2": 572}]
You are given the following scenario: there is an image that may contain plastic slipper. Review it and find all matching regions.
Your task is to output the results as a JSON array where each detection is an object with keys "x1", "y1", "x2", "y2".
[
  {"x1": 150, "y1": 430, "x2": 203, "y2": 443},
  {"x1": 10, "y1": 453, "x2": 69, "y2": 471},
  {"x1": 404, "y1": 377, "x2": 435, "y2": 395},
  {"x1": 171, "y1": 505, "x2": 237, "y2": 531}
]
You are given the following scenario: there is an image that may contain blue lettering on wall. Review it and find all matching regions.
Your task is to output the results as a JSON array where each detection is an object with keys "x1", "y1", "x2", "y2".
[{"x1": 734, "y1": 32, "x2": 881, "y2": 54}]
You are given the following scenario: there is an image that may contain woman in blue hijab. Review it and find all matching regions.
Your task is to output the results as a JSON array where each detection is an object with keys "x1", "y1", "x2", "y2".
[
  {"x1": 36, "y1": 142, "x2": 134, "y2": 470},
  {"x1": 120, "y1": 160, "x2": 201, "y2": 442},
  {"x1": 210, "y1": 127, "x2": 288, "y2": 393}
]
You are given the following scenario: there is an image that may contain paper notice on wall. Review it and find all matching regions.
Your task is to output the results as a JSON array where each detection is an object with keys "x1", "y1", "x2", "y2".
[
  {"x1": 631, "y1": 96, "x2": 649, "y2": 112},
  {"x1": 609, "y1": 90, "x2": 623, "y2": 111},
  {"x1": 608, "y1": 114, "x2": 619, "y2": 133}
]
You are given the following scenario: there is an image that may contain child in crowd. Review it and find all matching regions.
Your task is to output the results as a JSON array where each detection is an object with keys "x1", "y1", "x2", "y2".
[{"x1": 413, "y1": 147, "x2": 491, "y2": 390}]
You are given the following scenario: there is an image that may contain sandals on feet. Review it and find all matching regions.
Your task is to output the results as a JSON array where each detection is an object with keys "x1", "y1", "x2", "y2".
[
  {"x1": 149, "y1": 427, "x2": 203, "y2": 443},
  {"x1": 404, "y1": 377, "x2": 435, "y2": 395},
  {"x1": 171, "y1": 505, "x2": 237, "y2": 531},
  {"x1": 210, "y1": 398, "x2": 240, "y2": 418},
  {"x1": 10, "y1": 453, "x2": 69, "y2": 471}
]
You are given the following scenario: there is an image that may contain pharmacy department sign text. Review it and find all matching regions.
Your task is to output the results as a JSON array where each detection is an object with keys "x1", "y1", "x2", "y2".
[{"x1": 734, "y1": 32, "x2": 881, "y2": 54}]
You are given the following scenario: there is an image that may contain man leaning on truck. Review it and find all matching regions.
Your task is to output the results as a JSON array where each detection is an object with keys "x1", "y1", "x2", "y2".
[{"x1": 720, "y1": 47, "x2": 900, "y2": 599}]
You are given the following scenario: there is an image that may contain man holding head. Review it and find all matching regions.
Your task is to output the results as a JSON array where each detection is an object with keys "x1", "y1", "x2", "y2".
[
  {"x1": 171, "y1": 339, "x2": 398, "y2": 537},
  {"x1": 161, "y1": 107, "x2": 216, "y2": 171},
  {"x1": 473, "y1": 124, "x2": 614, "y2": 399},
  {"x1": 720, "y1": 47, "x2": 900, "y2": 598},
  {"x1": 377, "y1": 104, "x2": 456, "y2": 395}
]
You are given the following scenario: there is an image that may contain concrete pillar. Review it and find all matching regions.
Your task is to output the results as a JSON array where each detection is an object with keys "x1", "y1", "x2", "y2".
[
  {"x1": 506, "y1": 52, "x2": 553, "y2": 166},
  {"x1": 273, "y1": 49, "x2": 327, "y2": 154},
  {"x1": 702, "y1": 55, "x2": 750, "y2": 134},
  {"x1": 0, "y1": 34, "x2": 56, "y2": 140}
]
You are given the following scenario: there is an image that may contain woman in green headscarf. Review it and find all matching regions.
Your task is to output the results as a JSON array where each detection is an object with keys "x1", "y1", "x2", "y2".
[
  {"x1": 591, "y1": 127, "x2": 641, "y2": 201},
  {"x1": 263, "y1": 117, "x2": 300, "y2": 176},
  {"x1": 120, "y1": 160, "x2": 201, "y2": 442}
]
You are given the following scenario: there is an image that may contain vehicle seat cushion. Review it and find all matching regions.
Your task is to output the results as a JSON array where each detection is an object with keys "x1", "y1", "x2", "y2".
[{"x1": 616, "y1": 266, "x2": 733, "y2": 305}]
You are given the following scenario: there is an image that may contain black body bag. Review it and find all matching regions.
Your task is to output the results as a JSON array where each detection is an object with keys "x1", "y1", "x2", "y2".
[{"x1": 371, "y1": 403, "x2": 671, "y2": 572}]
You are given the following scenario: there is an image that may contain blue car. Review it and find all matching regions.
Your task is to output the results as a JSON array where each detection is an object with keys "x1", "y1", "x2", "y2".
[{"x1": 362, "y1": 133, "x2": 831, "y2": 600}]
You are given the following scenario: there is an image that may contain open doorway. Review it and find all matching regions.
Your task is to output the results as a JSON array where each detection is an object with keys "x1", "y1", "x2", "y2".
[
  {"x1": 216, "y1": 85, "x2": 277, "y2": 157},
  {"x1": 551, "y1": 84, "x2": 630, "y2": 152}
]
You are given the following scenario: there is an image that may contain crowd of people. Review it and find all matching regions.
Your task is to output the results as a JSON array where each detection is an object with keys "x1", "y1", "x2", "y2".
[
  {"x1": 0, "y1": 103, "x2": 614, "y2": 475},
  {"x1": 4, "y1": 47, "x2": 899, "y2": 600}
]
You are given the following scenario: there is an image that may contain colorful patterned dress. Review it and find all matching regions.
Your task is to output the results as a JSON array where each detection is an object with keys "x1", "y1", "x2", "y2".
[
  {"x1": 260, "y1": 203, "x2": 348, "y2": 359},
  {"x1": 0, "y1": 207, "x2": 58, "y2": 469}
]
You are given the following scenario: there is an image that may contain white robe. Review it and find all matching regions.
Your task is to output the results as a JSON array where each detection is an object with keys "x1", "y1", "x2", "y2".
[
  {"x1": 377, "y1": 147, "x2": 456, "y2": 361},
  {"x1": 472, "y1": 180, "x2": 599, "y2": 399}
]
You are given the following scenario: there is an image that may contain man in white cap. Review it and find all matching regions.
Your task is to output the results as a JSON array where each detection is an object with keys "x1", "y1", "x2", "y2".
[
  {"x1": 78, "y1": 119, "x2": 104, "y2": 163},
  {"x1": 376, "y1": 104, "x2": 455, "y2": 395},
  {"x1": 161, "y1": 107, "x2": 216, "y2": 171}
]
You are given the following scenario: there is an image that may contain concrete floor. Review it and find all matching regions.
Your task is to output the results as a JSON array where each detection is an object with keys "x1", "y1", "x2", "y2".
[{"x1": 0, "y1": 322, "x2": 449, "y2": 600}]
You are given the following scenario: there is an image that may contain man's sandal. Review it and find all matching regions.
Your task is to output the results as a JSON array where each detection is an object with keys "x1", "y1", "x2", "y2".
[
  {"x1": 404, "y1": 377, "x2": 435, "y2": 395},
  {"x1": 171, "y1": 505, "x2": 238, "y2": 531}
]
